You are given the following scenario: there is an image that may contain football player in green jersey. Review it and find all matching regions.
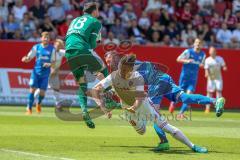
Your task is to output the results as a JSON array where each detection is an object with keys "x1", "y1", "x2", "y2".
[{"x1": 65, "y1": 2, "x2": 118, "y2": 129}]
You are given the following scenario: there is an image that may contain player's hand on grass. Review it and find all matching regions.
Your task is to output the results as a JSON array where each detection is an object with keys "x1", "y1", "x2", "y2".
[
  {"x1": 105, "y1": 111, "x2": 112, "y2": 119},
  {"x1": 43, "y1": 63, "x2": 51, "y2": 68}
]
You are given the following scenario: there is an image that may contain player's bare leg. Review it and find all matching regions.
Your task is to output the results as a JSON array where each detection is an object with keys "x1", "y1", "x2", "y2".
[{"x1": 169, "y1": 101, "x2": 175, "y2": 113}]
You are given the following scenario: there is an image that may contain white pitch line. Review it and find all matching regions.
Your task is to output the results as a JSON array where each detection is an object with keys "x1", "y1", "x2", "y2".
[{"x1": 0, "y1": 148, "x2": 75, "y2": 160}]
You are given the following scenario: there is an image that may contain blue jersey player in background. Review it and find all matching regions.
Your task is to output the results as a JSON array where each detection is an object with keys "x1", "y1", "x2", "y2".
[
  {"x1": 169, "y1": 38, "x2": 206, "y2": 118},
  {"x1": 22, "y1": 32, "x2": 55, "y2": 115}
]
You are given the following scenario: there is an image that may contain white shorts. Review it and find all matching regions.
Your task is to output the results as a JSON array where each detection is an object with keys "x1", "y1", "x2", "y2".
[
  {"x1": 207, "y1": 79, "x2": 223, "y2": 92},
  {"x1": 49, "y1": 73, "x2": 60, "y2": 90},
  {"x1": 122, "y1": 98, "x2": 168, "y2": 132}
]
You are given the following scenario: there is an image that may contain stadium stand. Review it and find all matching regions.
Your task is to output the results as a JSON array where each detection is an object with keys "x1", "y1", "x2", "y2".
[{"x1": 0, "y1": 0, "x2": 239, "y2": 48}]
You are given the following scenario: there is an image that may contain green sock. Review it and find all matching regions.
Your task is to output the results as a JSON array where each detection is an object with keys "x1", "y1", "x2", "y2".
[
  {"x1": 78, "y1": 83, "x2": 88, "y2": 113},
  {"x1": 101, "y1": 67, "x2": 109, "y2": 77}
]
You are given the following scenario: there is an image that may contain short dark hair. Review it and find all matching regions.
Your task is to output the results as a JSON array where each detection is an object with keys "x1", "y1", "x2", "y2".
[
  {"x1": 119, "y1": 54, "x2": 136, "y2": 68},
  {"x1": 83, "y1": 2, "x2": 98, "y2": 14}
]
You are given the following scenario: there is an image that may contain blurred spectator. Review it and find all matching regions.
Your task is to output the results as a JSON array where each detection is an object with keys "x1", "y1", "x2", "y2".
[
  {"x1": 29, "y1": 0, "x2": 46, "y2": 21},
  {"x1": 0, "y1": 0, "x2": 8, "y2": 21},
  {"x1": 148, "y1": 31, "x2": 161, "y2": 45},
  {"x1": 110, "y1": 18, "x2": 127, "y2": 40},
  {"x1": 138, "y1": 11, "x2": 150, "y2": 29},
  {"x1": 61, "y1": 0, "x2": 71, "y2": 11},
  {"x1": 180, "y1": 36, "x2": 194, "y2": 47},
  {"x1": 20, "y1": 13, "x2": 36, "y2": 40},
  {"x1": 47, "y1": 0, "x2": 65, "y2": 25},
  {"x1": 28, "y1": 30, "x2": 41, "y2": 42},
  {"x1": 189, "y1": 0, "x2": 199, "y2": 15},
  {"x1": 160, "y1": 35, "x2": 173, "y2": 46},
  {"x1": 103, "y1": 31, "x2": 120, "y2": 45},
  {"x1": 192, "y1": 14, "x2": 203, "y2": 28},
  {"x1": 12, "y1": 0, "x2": 27, "y2": 22},
  {"x1": 201, "y1": 24, "x2": 214, "y2": 44},
  {"x1": 0, "y1": 16, "x2": 5, "y2": 38},
  {"x1": 13, "y1": 29, "x2": 23, "y2": 40},
  {"x1": 177, "y1": 3, "x2": 192, "y2": 25},
  {"x1": 166, "y1": 22, "x2": 180, "y2": 40},
  {"x1": 120, "y1": 3, "x2": 137, "y2": 27},
  {"x1": 127, "y1": 19, "x2": 145, "y2": 44},
  {"x1": 159, "y1": 8, "x2": 171, "y2": 26},
  {"x1": 145, "y1": 0, "x2": 162, "y2": 13},
  {"x1": 4, "y1": 14, "x2": 20, "y2": 39},
  {"x1": 232, "y1": 22, "x2": 240, "y2": 42},
  {"x1": 198, "y1": 0, "x2": 214, "y2": 16},
  {"x1": 58, "y1": 14, "x2": 73, "y2": 38},
  {"x1": 146, "y1": 21, "x2": 161, "y2": 40},
  {"x1": 161, "y1": 0, "x2": 174, "y2": 15},
  {"x1": 100, "y1": 3, "x2": 115, "y2": 30},
  {"x1": 111, "y1": 0, "x2": 126, "y2": 15},
  {"x1": 181, "y1": 23, "x2": 197, "y2": 45},
  {"x1": 39, "y1": 15, "x2": 57, "y2": 34},
  {"x1": 216, "y1": 23, "x2": 233, "y2": 48},
  {"x1": 210, "y1": 12, "x2": 222, "y2": 33},
  {"x1": 233, "y1": 0, "x2": 240, "y2": 14},
  {"x1": 223, "y1": 9, "x2": 238, "y2": 30}
]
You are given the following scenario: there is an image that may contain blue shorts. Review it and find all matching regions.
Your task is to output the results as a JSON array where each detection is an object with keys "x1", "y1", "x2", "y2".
[
  {"x1": 179, "y1": 77, "x2": 197, "y2": 92},
  {"x1": 148, "y1": 74, "x2": 183, "y2": 105},
  {"x1": 29, "y1": 71, "x2": 49, "y2": 91}
]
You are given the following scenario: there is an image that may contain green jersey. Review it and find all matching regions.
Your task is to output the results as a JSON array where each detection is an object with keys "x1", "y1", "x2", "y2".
[{"x1": 65, "y1": 14, "x2": 101, "y2": 51}]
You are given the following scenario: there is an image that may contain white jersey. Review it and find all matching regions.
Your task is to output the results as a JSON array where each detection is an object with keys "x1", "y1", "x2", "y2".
[
  {"x1": 204, "y1": 56, "x2": 225, "y2": 80},
  {"x1": 98, "y1": 71, "x2": 145, "y2": 106},
  {"x1": 53, "y1": 49, "x2": 65, "y2": 70}
]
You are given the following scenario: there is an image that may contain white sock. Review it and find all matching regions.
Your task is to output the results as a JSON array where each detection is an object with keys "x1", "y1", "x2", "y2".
[
  {"x1": 163, "y1": 124, "x2": 194, "y2": 149},
  {"x1": 53, "y1": 90, "x2": 61, "y2": 107}
]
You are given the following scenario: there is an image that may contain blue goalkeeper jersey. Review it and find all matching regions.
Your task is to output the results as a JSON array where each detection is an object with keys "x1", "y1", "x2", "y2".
[
  {"x1": 30, "y1": 44, "x2": 55, "y2": 77},
  {"x1": 134, "y1": 60, "x2": 178, "y2": 99},
  {"x1": 179, "y1": 48, "x2": 205, "y2": 82},
  {"x1": 135, "y1": 60, "x2": 165, "y2": 85}
]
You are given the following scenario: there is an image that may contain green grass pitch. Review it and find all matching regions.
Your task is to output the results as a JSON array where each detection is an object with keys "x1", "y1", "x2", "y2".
[{"x1": 0, "y1": 106, "x2": 240, "y2": 160}]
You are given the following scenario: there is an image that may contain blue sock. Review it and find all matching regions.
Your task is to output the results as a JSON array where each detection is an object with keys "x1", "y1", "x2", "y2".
[
  {"x1": 27, "y1": 93, "x2": 34, "y2": 109},
  {"x1": 179, "y1": 93, "x2": 215, "y2": 105},
  {"x1": 38, "y1": 95, "x2": 44, "y2": 105},
  {"x1": 180, "y1": 103, "x2": 189, "y2": 114},
  {"x1": 153, "y1": 123, "x2": 168, "y2": 143}
]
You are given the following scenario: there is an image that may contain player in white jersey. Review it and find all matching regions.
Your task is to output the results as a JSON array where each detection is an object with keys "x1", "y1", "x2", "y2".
[
  {"x1": 49, "y1": 39, "x2": 65, "y2": 109},
  {"x1": 91, "y1": 54, "x2": 208, "y2": 153},
  {"x1": 204, "y1": 47, "x2": 227, "y2": 113}
]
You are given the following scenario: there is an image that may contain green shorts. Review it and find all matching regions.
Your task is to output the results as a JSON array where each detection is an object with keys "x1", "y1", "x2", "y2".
[{"x1": 65, "y1": 49, "x2": 106, "y2": 82}]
